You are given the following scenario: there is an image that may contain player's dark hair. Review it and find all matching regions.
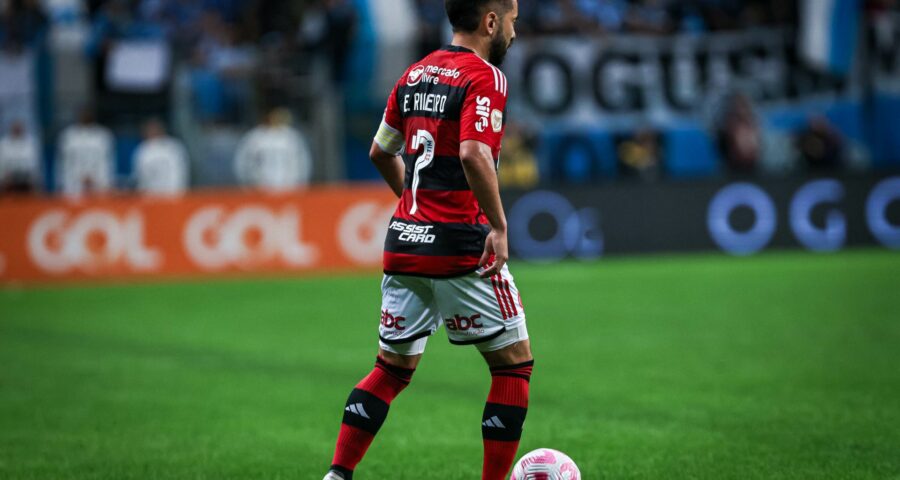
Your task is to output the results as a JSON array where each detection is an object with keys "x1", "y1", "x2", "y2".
[{"x1": 444, "y1": 0, "x2": 513, "y2": 33}]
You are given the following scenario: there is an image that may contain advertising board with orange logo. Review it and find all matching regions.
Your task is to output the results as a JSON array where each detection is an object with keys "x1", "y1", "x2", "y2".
[{"x1": 0, "y1": 186, "x2": 398, "y2": 284}]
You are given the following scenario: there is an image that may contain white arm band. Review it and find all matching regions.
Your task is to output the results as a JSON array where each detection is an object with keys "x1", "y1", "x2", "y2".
[{"x1": 373, "y1": 118, "x2": 404, "y2": 156}]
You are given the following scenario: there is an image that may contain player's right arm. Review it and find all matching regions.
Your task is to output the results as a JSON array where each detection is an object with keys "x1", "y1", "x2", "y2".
[
  {"x1": 460, "y1": 139, "x2": 508, "y2": 278},
  {"x1": 371, "y1": 82, "x2": 406, "y2": 198},
  {"x1": 459, "y1": 63, "x2": 511, "y2": 278}
]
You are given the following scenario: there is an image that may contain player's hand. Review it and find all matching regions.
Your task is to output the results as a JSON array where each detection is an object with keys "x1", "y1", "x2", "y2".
[{"x1": 479, "y1": 229, "x2": 509, "y2": 278}]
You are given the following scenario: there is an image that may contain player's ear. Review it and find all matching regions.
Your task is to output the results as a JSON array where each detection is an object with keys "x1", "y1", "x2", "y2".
[{"x1": 485, "y1": 11, "x2": 498, "y2": 35}]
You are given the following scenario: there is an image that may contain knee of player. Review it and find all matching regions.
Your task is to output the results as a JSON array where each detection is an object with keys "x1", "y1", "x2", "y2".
[
  {"x1": 378, "y1": 349, "x2": 422, "y2": 370},
  {"x1": 482, "y1": 339, "x2": 533, "y2": 367}
]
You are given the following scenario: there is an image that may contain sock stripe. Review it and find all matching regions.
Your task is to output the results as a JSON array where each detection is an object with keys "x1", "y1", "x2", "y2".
[
  {"x1": 342, "y1": 389, "x2": 389, "y2": 435},
  {"x1": 357, "y1": 358, "x2": 415, "y2": 402},
  {"x1": 482, "y1": 402, "x2": 527, "y2": 441},
  {"x1": 482, "y1": 363, "x2": 531, "y2": 480},
  {"x1": 491, "y1": 372, "x2": 532, "y2": 382},
  {"x1": 489, "y1": 360, "x2": 534, "y2": 372},
  {"x1": 331, "y1": 359, "x2": 416, "y2": 477},
  {"x1": 375, "y1": 356, "x2": 415, "y2": 383},
  {"x1": 493, "y1": 365, "x2": 533, "y2": 375},
  {"x1": 490, "y1": 361, "x2": 533, "y2": 384},
  {"x1": 374, "y1": 364, "x2": 411, "y2": 385}
]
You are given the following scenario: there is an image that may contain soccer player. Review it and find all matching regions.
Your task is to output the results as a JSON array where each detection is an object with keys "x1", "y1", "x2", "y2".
[{"x1": 323, "y1": 1, "x2": 531, "y2": 479}]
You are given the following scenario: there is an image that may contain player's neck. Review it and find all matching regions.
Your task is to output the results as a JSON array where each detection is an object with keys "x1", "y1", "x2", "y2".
[{"x1": 450, "y1": 33, "x2": 490, "y2": 62}]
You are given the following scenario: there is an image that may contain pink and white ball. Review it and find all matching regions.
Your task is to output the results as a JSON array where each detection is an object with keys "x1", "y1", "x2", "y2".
[{"x1": 510, "y1": 448, "x2": 581, "y2": 480}]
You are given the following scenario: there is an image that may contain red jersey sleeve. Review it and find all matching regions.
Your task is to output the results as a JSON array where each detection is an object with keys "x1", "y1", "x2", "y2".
[{"x1": 459, "y1": 63, "x2": 508, "y2": 152}]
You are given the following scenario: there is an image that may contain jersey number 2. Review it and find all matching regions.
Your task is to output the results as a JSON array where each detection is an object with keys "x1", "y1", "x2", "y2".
[{"x1": 409, "y1": 129, "x2": 435, "y2": 215}]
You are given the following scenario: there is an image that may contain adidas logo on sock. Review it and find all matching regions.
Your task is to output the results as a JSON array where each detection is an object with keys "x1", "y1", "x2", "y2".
[
  {"x1": 345, "y1": 403, "x2": 370, "y2": 419},
  {"x1": 482, "y1": 416, "x2": 506, "y2": 428}
]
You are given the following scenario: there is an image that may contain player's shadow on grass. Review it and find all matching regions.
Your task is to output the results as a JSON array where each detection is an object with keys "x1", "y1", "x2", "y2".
[{"x1": 3, "y1": 324, "x2": 496, "y2": 400}]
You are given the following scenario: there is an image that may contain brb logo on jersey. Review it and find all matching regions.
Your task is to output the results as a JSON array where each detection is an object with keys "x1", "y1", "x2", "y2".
[
  {"x1": 381, "y1": 310, "x2": 406, "y2": 331},
  {"x1": 491, "y1": 109, "x2": 503, "y2": 133},
  {"x1": 444, "y1": 313, "x2": 484, "y2": 332},
  {"x1": 475, "y1": 96, "x2": 491, "y2": 133}
]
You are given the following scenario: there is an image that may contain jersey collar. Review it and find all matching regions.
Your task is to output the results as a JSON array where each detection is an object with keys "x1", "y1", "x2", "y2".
[{"x1": 441, "y1": 45, "x2": 476, "y2": 54}]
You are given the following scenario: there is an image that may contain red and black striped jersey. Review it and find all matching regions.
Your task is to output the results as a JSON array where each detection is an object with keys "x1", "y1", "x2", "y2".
[{"x1": 378, "y1": 45, "x2": 509, "y2": 278}]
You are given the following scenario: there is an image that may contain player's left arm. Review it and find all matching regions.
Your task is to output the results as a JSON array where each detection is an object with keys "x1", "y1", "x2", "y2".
[{"x1": 371, "y1": 82, "x2": 406, "y2": 198}]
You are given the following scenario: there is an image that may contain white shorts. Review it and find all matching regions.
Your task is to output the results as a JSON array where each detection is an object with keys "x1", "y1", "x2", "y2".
[{"x1": 378, "y1": 264, "x2": 527, "y2": 355}]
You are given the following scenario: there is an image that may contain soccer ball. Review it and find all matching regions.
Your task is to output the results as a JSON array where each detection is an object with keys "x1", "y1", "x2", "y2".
[{"x1": 510, "y1": 448, "x2": 581, "y2": 480}]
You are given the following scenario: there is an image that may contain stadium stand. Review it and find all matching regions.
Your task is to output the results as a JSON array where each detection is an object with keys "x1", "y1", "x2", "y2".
[{"x1": 1, "y1": 0, "x2": 898, "y2": 196}]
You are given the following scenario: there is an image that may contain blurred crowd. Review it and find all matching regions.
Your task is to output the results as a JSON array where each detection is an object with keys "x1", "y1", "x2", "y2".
[
  {"x1": 415, "y1": 0, "x2": 799, "y2": 55},
  {"x1": 0, "y1": 0, "x2": 349, "y2": 196},
  {"x1": 1, "y1": 0, "x2": 898, "y2": 196},
  {"x1": 0, "y1": 104, "x2": 312, "y2": 196},
  {"x1": 607, "y1": 94, "x2": 870, "y2": 183},
  {"x1": 517, "y1": 0, "x2": 794, "y2": 35}
]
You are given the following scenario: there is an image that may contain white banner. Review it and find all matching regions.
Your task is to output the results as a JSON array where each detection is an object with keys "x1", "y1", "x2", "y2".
[{"x1": 502, "y1": 28, "x2": 866, "y2": 128}]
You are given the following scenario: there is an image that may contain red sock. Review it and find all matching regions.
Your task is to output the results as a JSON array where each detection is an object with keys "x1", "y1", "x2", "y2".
[
  {"x1": 482, "y1": 360, "x2": 533, "y2": 480},
  {"x1": 330, "y1": 356, "x2": 415, "y2": 478}
]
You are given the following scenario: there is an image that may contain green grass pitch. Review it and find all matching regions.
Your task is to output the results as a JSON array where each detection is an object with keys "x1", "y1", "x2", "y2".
[{"x1": 1, "y1": 250, "x2": 899, "y2": 479}]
